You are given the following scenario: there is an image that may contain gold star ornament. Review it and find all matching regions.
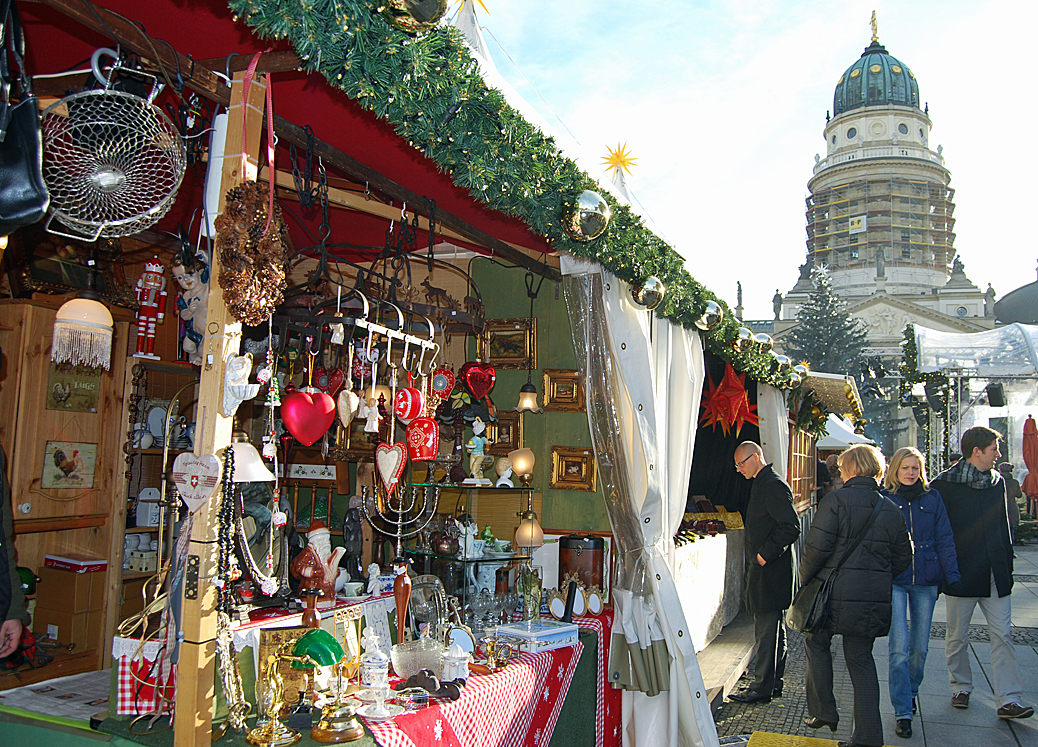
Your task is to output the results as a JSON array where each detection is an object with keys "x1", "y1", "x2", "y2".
[{"x1": 602, "y1": 142, "x2": 637, "y2": 177}]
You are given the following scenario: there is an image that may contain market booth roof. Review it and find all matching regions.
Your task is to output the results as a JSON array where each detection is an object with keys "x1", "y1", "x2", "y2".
[{"x1": 817, "y1": 414, "x2": 874, "y2": 450}]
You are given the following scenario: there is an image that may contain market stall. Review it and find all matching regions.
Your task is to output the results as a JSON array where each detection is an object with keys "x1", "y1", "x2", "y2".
[{"x1": 0, "y1": 4, "x2": 827, "y2": 747}]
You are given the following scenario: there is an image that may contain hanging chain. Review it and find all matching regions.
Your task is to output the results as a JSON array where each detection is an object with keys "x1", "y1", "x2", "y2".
[{"x1": 289, "y1": 124, "x2": 320, "y2": 208}]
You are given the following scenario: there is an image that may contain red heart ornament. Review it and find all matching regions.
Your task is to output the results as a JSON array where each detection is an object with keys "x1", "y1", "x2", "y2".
[
  {"x1": 327, "y1": 369, "x2": 347, "y2": 400},
  {"x1": 281, "y1": 387, "x2": 336, "y2": 447},
  {"x1": 431, "y1": 367, "x2": 455, "y2": 399},
  {"x1": 460, "y1": 361, "x2": 496, "y2": 400},
  {"x1": 375, "y1": 442, "x2": 408, "y2": 499}
]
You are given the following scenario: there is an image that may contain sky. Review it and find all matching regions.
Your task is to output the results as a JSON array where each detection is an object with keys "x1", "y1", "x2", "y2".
[{"x1": 462, "y1": 0, "x2": 1038, "y2": 320}]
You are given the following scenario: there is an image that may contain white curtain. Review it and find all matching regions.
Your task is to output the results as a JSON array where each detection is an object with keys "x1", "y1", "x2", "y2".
[
  {"x1": 562, "y1": 257, "x2": 717, "y2": 747},
  {"x1": 757, "y1": 384, "x2": 789, "y2": 480}
]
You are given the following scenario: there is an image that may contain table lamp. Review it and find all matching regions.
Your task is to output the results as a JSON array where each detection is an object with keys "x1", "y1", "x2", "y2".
[
  {"x1": 232, "y1": 432, "x2": 276, "y2": 482},
  {"x1": 292, "y1": 629, "x2": 363, "y2": 743},
  {"x1": 507, "y1": 448, "x2": 534, "y2": 488}
]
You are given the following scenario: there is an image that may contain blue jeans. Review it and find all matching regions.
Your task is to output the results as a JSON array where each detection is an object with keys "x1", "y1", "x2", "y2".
[{"x1": 888, "y1": 584, "x2": 939, "y2": 720}]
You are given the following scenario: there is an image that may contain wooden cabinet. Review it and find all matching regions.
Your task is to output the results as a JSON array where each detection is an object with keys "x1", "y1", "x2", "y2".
[{"x1": 0, "y1": 299, "x2": 131, "y2": 686}]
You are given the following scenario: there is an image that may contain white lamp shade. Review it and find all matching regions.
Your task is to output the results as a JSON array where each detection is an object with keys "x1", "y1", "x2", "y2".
[
  {"x1": 514, "y1": 512, "x2": 544, "y2": 549},
  {"x1": 52, "y1": 296, "x2": 114, "y2": 370},
  {"x1": 232, "y1": 440, "x2": 276, "y2": 482},
  {"x1": 516, "y1": 387, "x2": 541, "y2": 413},
  {"x1": 507, "y1": 448, "x2": 534, "y2": 478}
]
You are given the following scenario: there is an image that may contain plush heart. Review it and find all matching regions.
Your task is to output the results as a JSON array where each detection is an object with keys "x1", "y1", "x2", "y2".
[
  {"x1": 375, "y1": 442, "x2": 408, "y2": 499},
  {"x1": 327, "y1": 369, "x2": 347, "y2": 400},
  {"x1": 460, "y1": 361, "x2": 496, "y2": 400},
  {"x1": 431, "y1": 367, "x2": 456, "y2": 399},
  {"x1": 171, "y1": 453, "x2": 220, "y2": 513},
  {"x1": 338, "y1": 388, "x2": 361, "y2": 428},
  {"x1": 282, "y1": 387, "x2": 336, "y2": 447}
]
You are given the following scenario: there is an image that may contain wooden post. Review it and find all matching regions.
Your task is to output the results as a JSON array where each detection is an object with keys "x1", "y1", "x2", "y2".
[{"x1": 174, "y1": 70, "x2": 266, "y2": 744}]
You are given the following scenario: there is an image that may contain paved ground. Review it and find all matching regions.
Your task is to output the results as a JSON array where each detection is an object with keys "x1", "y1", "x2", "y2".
[{"x1": 712, "y1": 542, "x2": 1038, "y2": 746}]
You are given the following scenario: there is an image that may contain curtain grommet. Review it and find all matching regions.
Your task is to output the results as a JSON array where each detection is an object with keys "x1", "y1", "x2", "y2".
[
  {"x1": 678, "y1": 630, "x2": 684, "y2": 637},
  {"x1": 621, "y1": 342, "x2": 626, "y2": 350},
  {"x1": 656, "y1": 573, "x2": 661, "y2": 580},
  {"x1": 649, "y1": 464, "x2": 653, "y2": 470},
  {"x1": 644, "y1": 517, "x2": 650, "y2": 523},
  {"x1": 637, "y1": 404, "x2": 642, "y2": 411}
]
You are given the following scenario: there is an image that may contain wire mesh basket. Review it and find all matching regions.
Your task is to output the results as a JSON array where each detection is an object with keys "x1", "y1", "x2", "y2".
[{"x1": 41, "y1": 89, "x2": 186, "y2": 241}]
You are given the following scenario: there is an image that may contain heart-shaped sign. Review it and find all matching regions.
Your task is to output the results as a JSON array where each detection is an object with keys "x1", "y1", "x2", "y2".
[
  {"x1": 338, "y1": 388, "x2": 361, "y2": 428},
  {"x1": 431, "y1": 367, "x2": 455, "y2": 399},
  {"x1": 375, "y1": 442, "x2": 408, "y2": 499},
  {"x1": 460, "y1": 361, "x2": 496, "y2": 400},
  {"x1": 172, "y1": 453, "x2": 221, "y2": 513},
  {"x1": 282, "y1": 387, "x2": 336, "y2": 447},
  {"x1": 327, "y1": 369, "x2": 347, "y2": 400}
]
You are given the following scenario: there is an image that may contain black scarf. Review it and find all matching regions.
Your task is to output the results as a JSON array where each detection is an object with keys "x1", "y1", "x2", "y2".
[{"x1": 896, "y1": 480, "x2": 926, "y2": 502}]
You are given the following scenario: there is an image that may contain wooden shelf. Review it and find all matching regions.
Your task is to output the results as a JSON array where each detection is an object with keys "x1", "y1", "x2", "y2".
[
  {"x1": 122, "y1": 571, "x2": 156, "y2": 581},
  {"x1": 0, "y1": 648, "x2": 100, "y2": 691},
  {"x1": 125, "y1": 526, "x2": 159, "y2": 534},
  {"x1": 133, "y1": 358, "x2": 201, "y2": 377},
  {"x1": 14, "y1": 514, "x2": 108, "y2": 534},
  {"x1": 132, "y1": 448, "x2": 193, "y2": 455}
]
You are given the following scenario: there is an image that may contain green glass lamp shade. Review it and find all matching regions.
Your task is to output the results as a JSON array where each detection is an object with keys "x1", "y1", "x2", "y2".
[{"x1": 290, "y1": 628, "x2": 345, "y2": 669}]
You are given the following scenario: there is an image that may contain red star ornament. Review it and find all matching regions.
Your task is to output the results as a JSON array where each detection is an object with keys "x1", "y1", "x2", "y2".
[{"x1": 699, "y1": 362, "x2": 760, "y2": 437}]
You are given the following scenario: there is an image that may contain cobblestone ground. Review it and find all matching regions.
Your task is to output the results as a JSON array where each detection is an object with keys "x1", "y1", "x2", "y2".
[{"x1": 714, "y1": 624, "x2": 1038, "y2": 740}]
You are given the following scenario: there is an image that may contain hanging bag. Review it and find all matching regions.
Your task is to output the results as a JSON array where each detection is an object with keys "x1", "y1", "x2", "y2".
[
  {"x1": 0, "y1": 0, "x2": 49, "y2": 236},
  {"x1": 786, "y1": 497, "x2": 884, "y2": 634}
]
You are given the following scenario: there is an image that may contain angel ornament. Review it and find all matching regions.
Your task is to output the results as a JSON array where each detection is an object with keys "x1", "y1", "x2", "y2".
[
  {"x1": 222, "y1": 354, "x2": 260, "y2": 418},
  {"x1": 359, "y1": 392, "x2": 381, "y2": 434}
]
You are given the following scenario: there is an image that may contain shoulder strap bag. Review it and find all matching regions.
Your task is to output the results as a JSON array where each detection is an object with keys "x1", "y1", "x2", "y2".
[
  {"x1": 0, "y1": 0, "x2": 50, "y2": 237},
  {"x1": 786, "y1": 497, "x2": 885, "y2": 634}
]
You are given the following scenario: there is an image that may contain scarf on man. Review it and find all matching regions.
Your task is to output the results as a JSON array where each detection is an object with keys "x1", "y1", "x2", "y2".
[{"x1": 936, "y1": 458, "x2": 1003, "y2": 490}]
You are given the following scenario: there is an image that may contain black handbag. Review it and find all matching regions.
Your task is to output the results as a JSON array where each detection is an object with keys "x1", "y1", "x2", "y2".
[
  {"x1": 0, "y1": 0, "x2": 49, "y2": 237},
  {"x1": 786, "y1": 497, "x2": 884, "y2": 634}
]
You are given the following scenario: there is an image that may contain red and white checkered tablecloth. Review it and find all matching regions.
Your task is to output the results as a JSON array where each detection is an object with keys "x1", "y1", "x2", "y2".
[
  {"x1": 364, "y1": 640, "x2": 583, "y2": 747},
  {"x1": 575, "y1": 610, "x2": 622, "y2": 747}
]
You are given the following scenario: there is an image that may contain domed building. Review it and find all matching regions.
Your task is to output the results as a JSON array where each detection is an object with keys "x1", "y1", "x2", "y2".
[{"x1": 772, "y1": 19, "x2": 996, "y2": 449}]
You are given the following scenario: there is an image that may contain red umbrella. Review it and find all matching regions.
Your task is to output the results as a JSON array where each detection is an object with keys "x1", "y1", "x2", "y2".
[{"x1": 1022, "y1": 416, "x2": 1038, "y2": 517}]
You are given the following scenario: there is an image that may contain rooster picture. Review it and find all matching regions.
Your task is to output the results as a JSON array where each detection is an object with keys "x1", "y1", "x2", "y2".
[
  {"x1": 51, "y1": 381, "x2": 72, "y2": 405},
  {"x1": 52, "y1": 449, "x2": 83, "y2": 481}
]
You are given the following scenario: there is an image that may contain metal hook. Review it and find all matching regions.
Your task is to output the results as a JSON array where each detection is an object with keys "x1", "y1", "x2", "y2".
[
  {"x1": 401, "y1": 202, "x2": 407, "y2": 220},
  {"x1": 306, "y1": 336, "x2": 320, "y2": 357}
]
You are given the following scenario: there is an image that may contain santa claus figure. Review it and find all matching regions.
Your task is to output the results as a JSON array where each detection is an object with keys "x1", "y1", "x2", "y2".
[
  {"x1": 290, "y1": 520, "x2": 346, "y2": 607},
  {"x1": 134, "y1": 256, "x2": 168, "y2": 358}
]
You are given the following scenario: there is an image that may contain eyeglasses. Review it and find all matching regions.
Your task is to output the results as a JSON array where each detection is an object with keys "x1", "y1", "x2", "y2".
[{"x1": 734, "y1": 454, "x2": 754, "y2": 469}]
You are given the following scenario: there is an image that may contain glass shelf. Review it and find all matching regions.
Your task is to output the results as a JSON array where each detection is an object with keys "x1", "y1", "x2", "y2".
[
  {"x1": 408, "y1": 483, "x2": 532, "y2": 490},
  {"x1": 405, "y1": 548, "x2": 521, "y2": 564}
]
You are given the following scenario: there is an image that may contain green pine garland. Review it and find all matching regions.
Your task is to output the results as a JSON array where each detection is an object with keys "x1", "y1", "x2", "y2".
[{"x1": 228, "y1": 0, "x2": 791, "y2": 386}]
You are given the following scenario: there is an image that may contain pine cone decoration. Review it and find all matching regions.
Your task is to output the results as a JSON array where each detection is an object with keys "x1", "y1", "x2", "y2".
[{"x1": 216, "y1": 181, "x2": 290, "y2": 326}]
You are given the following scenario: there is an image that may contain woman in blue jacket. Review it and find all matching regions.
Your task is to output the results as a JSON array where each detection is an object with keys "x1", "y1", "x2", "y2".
[{"x1": 883, "y1": 447, "x2": 960, "y2": 738}]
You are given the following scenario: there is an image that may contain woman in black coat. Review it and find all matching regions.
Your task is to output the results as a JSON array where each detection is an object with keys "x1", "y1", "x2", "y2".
[{"x1": 799, "y1": 444, "x2": 912, "y2": 747}]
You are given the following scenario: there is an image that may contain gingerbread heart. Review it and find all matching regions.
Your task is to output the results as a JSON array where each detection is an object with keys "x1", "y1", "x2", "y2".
[
  {"x1": 327, "y1": 369, "x2": 347, "y2": 400},
  {"x1": 460, "y1": 361, "x2": 495, "y2": 401},
  {"x1": 281, "y1": 387, "x2": 336, "y2": 447},
  {"x1": 375, "y1": 442, "x2": 408, "y2": 499},
  {"x1": 171, "y1": 453, "x2": 220, "y2": 513}
]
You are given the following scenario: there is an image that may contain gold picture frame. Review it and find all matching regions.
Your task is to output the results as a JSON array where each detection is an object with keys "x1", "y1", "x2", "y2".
[
  {"x1": 542, "y1": 369, "x2": 585, "y2": 412},
  {"x1": 488, "y1": 411, "x2": 522, "y2": 455},
  {"x1": 550, "y1": 446, "x2": 597, "y2": 492},
  {"x1": 477, "y1": 318, "x2": 537, "y2": 370}
]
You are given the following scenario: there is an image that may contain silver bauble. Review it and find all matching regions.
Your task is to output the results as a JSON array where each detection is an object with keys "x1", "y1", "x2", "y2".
[
  {"x1": 629, "y1": 276, "x2": 665, "y2": 311},
  {"x1": 793, "y1": 364, "x2": 809, "y2": 377},
  {"x1": 774, "y1": 354, "x2": 791, "y2": 373},
  {"x1": 381, "y1": 0, "x2": 448, "y2": 31},
  {"x1": 564, "y1": 190, "x2": 611, "y2": 242},
  {"x1": 788, "y1": 371, "x2": 802, "y2": 385},
  {"x1": 694, "y1": 300, "x2": 723, "y2": 331},
  {"x1": 733, "y1": 326, "x2": 753, "y2": 353},
  {"x1": 754, "y1": 333, "x2": 774, "y2": 353}
]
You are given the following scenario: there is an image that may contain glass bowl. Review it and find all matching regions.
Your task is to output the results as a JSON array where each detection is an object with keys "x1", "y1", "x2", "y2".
[{"x1": 390, "y1": 638, "x2": 444, "y2": 680}]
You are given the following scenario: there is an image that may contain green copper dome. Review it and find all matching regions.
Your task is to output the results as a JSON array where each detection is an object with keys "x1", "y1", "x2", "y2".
[{"x1": 833, "y1": 41, "x2": 920, "y2": 115}]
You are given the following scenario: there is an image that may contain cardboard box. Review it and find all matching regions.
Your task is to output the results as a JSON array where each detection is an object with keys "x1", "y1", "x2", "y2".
[
  {"x1": 33, "y1": 607, "x2": 103, "y2": 651},
  {"x1": 36, "y1": 566, "x2": 106, "y2": 612},
  {"x1": 120, "y1": 579, "x2": 147, "y2": 621},
  {"x1": 44, "y1": 553, "x2": 108, "y2": 573}
]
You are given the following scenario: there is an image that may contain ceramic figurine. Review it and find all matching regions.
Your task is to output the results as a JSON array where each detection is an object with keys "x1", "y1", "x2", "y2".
[
  {"x1": 366, "y1": 562, "x2": 382, "y2": 595},
  {"x1": 290, "y1": 520, "x2": 346, "y2": 607},
  {"x1": 133, "y1": 256, "x2": 168, "y2": 358},
  {"x1": 464, "y1": 418, "x2": 493, "y2": 483},
  {"x1": 360, "y1": 392, "x2": 381, "y2": 434},
  {"x1": 495, "y1": 457, "x2": 514, "y2": 488},
  {"x1": 171, "y1": 252, "x2": 209, "y2": 366}
]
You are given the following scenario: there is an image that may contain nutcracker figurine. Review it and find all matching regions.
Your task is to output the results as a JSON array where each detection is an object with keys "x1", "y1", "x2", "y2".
[{"x1": 133, "y1": 256, "x2": 168, "y2": 359}]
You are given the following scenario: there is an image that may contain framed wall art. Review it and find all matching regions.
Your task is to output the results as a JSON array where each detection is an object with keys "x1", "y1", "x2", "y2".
[
  {"x1": 549, "y1": 446, "x2": 597, "y2": 492},
  {"x1": 476, "y1": 318, "x2": 536, "y2": 370},
  {"x1": 488, "y1": 411, "x2": 522, "y2": 455},
  {"x1": 542, "y1": 369, "x2": 585, "y2": 412},
  {"x1": 42, "y1": 441, "x2": 98, "y2": 489}
]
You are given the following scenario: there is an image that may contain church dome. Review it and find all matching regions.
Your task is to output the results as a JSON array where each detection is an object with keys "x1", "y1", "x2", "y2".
[{"x1": 833, "y1": 40, "x2": 920, "y2": 115}]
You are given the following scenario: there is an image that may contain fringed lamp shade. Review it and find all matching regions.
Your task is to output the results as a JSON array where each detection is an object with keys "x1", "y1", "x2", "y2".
[{"x1": 51, "y1": 291, "x2": 114, "y2": 370}]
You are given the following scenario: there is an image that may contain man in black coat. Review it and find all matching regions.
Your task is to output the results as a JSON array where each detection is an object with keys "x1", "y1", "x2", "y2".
[
  {"x1": 728, "y1": 441, "x2": 800, "y2": 704},
  {"x1": 932, "y1": 427, "x2": 1033, "y2": 719}
]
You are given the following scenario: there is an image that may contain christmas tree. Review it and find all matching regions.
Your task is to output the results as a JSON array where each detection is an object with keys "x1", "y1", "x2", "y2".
[{"x1": 784, "y1": 266, "x2": 868, "y2": 374}]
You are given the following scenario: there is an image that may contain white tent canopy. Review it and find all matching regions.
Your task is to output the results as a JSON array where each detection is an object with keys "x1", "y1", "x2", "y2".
[
  {"x1": 817, "y1": 414, "x2": 874, "y2": 450},
  {"x1": 915, "y1": 323, "x2": 1038, "y2": 377}
]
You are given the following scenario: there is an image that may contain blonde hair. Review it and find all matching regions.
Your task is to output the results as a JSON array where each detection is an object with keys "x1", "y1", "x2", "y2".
[
  {"x1": 838, "y1": 444, "x2": 885, "y2": 480},
  {"x1": 825, "y1": 453, "x2": 841, "y2": 479},
  {"x1": 884, "y1": 447, "x2": 929, "y2": 491}
]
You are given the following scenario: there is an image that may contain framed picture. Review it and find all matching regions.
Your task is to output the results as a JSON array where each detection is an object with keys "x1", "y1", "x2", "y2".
[
  {"x1": 4, "y1": 227, "x2": 136, "y2": 308},
  {"x1": 549, "y1": 446, "x2": 597, "y2": 492},
  {"x1": 42, "y1": 441, "x2": 98, "y2": 489},
  {"x1": 488, "y1": 411, "x2": 522, "y2": 455},
  {"x1": 542, "y1": 369, "x2": 585, "y2": 412},
  {"x1": 477, "y1": 318, "x2": 536, "y2": 370},
  {"x1": 336, "y1": 419, "x2": 378, "y2": 463}
]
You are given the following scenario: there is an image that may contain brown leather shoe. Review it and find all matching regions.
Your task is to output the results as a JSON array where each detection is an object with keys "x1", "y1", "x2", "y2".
[
  {"x1": 997, "y1": 702, "x2": 1034, "y2": 719},
  {"x1": 951, "y1": 691, "x2": 970, "y2": 709}
]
